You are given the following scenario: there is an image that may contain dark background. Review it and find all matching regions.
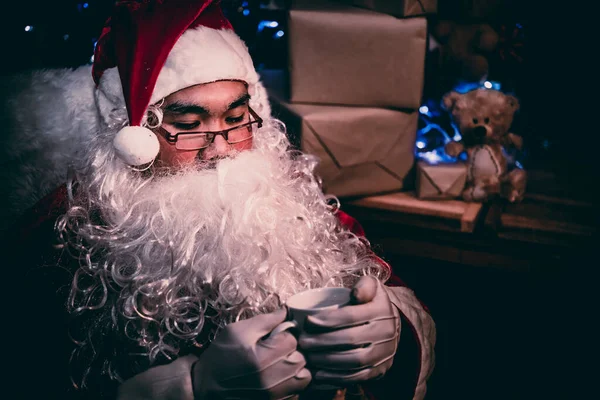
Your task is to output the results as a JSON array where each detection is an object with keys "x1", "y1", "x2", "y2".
[
  {"x1": 1, "y1": 0, "x2": 592, "y2": 187},
  {"x1": 1, "y1": 1, "x2": 593, "y2": 399}
]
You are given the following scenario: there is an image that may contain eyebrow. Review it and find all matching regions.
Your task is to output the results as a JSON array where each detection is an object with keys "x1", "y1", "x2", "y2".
[
  {"x1": 163, "y1": 102, "x2": 208, "y2": 116},
  {"x1": 227, "y1": 93, "x2": 251, "y2": 110},
  {"x1": 163, "y1": 93, "x2": 251, "y2": 116}
]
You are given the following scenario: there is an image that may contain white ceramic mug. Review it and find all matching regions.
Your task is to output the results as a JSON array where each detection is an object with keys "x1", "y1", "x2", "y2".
[
  {"x1": 268, "y1": 287, "x2": 351, "y2": 337},
  {"x1": 268, "y1": 287, "x2": 352, "y2": 391}
]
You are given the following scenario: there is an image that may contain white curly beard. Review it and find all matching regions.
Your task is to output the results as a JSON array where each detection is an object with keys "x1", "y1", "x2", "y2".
[
  {"x1": 98, "y1": 148, "x2": 373, "y2": 308},
  {"x1": 58, "y1": 120, "x2": 387, "y2": 385}
]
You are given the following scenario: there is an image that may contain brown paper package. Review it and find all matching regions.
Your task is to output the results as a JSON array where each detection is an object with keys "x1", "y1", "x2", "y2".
[
  {"x1": 336, "y1": 0, "x2": 437, "y2": 18},
  {"x1": 269, "y1": 90, "x2": 418, "y2": 198},
  {"x1": 288, "y1": 0, "x2": 427, "y2": 109},
  {"x1": 415, "y1": 161, "x2": 468, "y2": 200}
]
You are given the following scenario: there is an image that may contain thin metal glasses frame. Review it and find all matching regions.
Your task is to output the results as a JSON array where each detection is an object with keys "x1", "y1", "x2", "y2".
[{"x1": 158, "y1": 106, "x2": 263, "y2": 150}]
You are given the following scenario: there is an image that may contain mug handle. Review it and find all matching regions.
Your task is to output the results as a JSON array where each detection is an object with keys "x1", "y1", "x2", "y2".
[{"x1": 267, "y1": 320, "x2": 298, "y2": 339}]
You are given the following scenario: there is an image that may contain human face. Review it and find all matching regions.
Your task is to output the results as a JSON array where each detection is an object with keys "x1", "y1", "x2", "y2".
[{"x1": 155, "y1": 80, "x2": 254, "y2": 168}]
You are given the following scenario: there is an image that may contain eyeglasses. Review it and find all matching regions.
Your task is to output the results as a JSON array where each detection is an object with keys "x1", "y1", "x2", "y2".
[{"x1": 157, "y1": 106, "x2": 263, "y2": 151}]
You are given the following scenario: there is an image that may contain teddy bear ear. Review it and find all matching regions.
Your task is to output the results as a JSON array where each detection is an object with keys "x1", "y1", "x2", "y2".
[
  {"x1": 442, "y1": 91, "x2": 462, "y2": 111},
  {"x1": 506, "y1": 94, "x2": 520, "y2": 111}
]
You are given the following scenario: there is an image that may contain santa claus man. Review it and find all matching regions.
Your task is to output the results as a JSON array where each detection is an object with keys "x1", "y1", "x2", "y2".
[{"x1": 5, "y1": 1, "x2": 435, "y2": 399}]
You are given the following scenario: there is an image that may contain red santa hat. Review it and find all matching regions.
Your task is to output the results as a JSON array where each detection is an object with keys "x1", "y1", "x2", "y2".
[{"x1": 92, "y1": 0, "x2": 270, "y2": 166}]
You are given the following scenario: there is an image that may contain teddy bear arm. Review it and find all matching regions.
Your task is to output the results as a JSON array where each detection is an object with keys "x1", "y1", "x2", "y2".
[
  {"x1": 445, "y1": 141, "x2": 465, "y2": 157},
  {"x1": 507, "y1": 133, "x2": 524, "y2": 150}
]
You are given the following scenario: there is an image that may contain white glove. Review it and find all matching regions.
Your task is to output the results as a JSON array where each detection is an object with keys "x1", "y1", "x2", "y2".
[
  {"x1": 298, "y1": 276, "x2": 400, "y2": 386},
  {"x1": 116, "y1": 354, "x2": 198, "y2": 400},
  {"x1": 193, "y1": 308, "x2": 312, "y2": 399}
]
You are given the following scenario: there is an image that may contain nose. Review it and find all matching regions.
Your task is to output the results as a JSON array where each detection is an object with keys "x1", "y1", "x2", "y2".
[
  {"x1": 472, "y1": 126, "x2": 487, "y2": 138},
  {"x1": 199, "y1": 134, "x2": 233, "y2": 161}
]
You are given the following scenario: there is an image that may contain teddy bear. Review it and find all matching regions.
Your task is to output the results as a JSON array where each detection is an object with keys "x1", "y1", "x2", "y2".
[{"x1": 443, "y1": 88, "x2": 527, "y2": 203}]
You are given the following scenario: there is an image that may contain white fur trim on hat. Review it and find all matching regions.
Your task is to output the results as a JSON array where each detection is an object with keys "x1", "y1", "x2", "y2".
[
  {"x1": 95, "y1": 26, "x2": 271, "y2": 127},
  {"x1": 151, "y1": 27, "x2": 259, "y2": 103},
  {"x1": 113, "y1": 126, "x2": 160, "y2": 166},
  {"x1": 153, "y1": 26, "x2": 271, "y2": 117}
]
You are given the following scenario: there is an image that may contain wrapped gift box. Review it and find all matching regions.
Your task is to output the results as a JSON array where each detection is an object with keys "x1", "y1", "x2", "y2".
[
  {"x1": 268, "y1": 89, "x2": 418, "y2": 198},
  {"x1": 288, "y1": 0, "x2": 427, "y2": 109},
  {"x1": 415, "y1": 161, "x2": 467, "y2": 200},
  {"x1": 337, "y1": 0, "x2": 437, "y2": 17}
]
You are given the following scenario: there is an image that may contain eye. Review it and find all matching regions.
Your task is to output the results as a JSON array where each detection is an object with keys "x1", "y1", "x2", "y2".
[
  {"x1": 173, "y1": 121, "x2": 200, "y2": 130},
  {"x1": 473, "y1": 118, "x2": 479, "y2": 124},
  {"x1": 226, "y1": 114, "x2": 245, "y2": 124},
  {"x1": 484, "y1": 117, "x2": 490, "y2": 124}
]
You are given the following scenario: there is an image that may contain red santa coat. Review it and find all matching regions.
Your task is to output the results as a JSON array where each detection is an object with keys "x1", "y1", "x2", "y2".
[{"x1": 5, "y1": 184, "x2": 435, "y2": 400}]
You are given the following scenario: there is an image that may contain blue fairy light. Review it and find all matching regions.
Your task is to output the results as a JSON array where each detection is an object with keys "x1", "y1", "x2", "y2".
[
  {"x1": 454, "y1": 80, "x2": 502, "y2": 93},
  {"x1": 243, "y1": 9, "x2": 250, "y2": 16},
  {"x1": 274, "y1": 30, "x2": 285, "y2": 38},
  {"x1": 258, "y1": 20, "x2": 279, "y2": 32},
  {"x1": 450, "y1": 122, "x2": 462, "y2": 141},
  {"x1": 24, "y1": 25, "x2": 34, "y2": 32},
  {"x1": 421, "y1": 151, "x2": 443, "y2": 164},
  {"x1": 418, "y1": 123, "x2": 453, "y2": 144}
]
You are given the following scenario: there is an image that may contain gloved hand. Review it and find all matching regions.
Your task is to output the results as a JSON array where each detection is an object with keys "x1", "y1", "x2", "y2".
[
  {"x1": 298, "y1": 276, "x2": 400, "y2": 386},
  {"x1": 116, "y1": 354, "x2": 199, "y2": 400},
  {"x1": 192, "y1": 308, "x2": 312, "y2": 399}
]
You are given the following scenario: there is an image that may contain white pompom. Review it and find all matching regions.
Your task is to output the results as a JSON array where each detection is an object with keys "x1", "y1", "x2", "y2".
[{"x1": 113, "y1": 126, "x2": 160, "y2": 166}]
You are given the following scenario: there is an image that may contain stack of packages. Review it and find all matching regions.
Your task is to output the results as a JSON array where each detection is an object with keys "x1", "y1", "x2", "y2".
[{"x1": 263, "y1": 0, "x2": 437, "y2": 199}]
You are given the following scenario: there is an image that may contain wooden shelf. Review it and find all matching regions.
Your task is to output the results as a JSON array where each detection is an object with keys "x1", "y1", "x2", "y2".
[
  {"x1": 485, "y1": 194, "x2": 595, "y2": 247},
  {"x1": 346, "y1": 191, "x2": 484, "y2": 233},
  {"x1": 341, "y1": 188, "x2": 595, "y2": 271}
]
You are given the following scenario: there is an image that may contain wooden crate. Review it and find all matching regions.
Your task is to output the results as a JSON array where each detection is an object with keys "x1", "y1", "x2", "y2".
[{"x1": 345, "y1": 191, "x2": 484, "y2": 233}]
